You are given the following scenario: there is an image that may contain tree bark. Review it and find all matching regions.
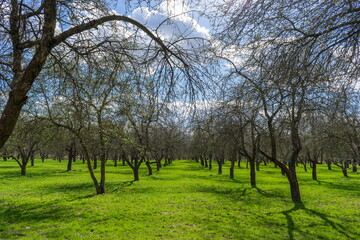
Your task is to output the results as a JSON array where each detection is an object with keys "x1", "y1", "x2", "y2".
[
  {"x1": 156, "y1": 158, "x2": 162, "y2": 171},
  {"x1": 217, "y1": 159, "x2": 222, "y2": 174},
  {"x1": 30, "y1": 154, "x2": 35, "y2": 166},
  {"x1": 146, "y1": 161, "x2": 152, "y2": 176},
  {"x1": 229, "y1": 160, "x2": 235, "y2": 179},
  {"x1": 342, "y1": 167, "x2": 348, "y2": 177},
  {"x1": 133, "y1": 167, "x2": 140, "y2": 181},
  {"x1": 352, "y1": 161, "x2": 357, "y2": 173},
  {"x1": 93, "y1": 155, "x2": 97, "y2": 169},
  {"x1": 326, "y1": 161, "x2": 332, "y2": 170},
  {"x1": 249, "y1": 158, "x2": 256, "y2": 187},
  {"x1": 312, "y1": 162, "x2": 317, "y2": 181},
  {"x1": 20, "y1": 165, "x2": 26, "y2": 176}
]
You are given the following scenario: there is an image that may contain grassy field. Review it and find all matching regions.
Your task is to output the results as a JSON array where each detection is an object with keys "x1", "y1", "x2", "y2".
[{"x1": 0, "y1": 159, "x2": 359, "y2": 240}]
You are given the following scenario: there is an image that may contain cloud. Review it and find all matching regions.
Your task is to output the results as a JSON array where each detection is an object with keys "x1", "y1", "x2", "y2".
[{"x1": 130, "y1": 0, "x2": 210, "y2": 42}]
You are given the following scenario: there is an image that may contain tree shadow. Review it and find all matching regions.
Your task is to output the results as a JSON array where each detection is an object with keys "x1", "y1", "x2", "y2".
[
  {"x1": 252, "y1": 186, "x2": 272, "y2": 197},
  {"x1": 280, "y1": 202, "x2": 357, "y2": 240},
  {"x1": 109, "y1": 180, "x2": 135, "y2": 193}
]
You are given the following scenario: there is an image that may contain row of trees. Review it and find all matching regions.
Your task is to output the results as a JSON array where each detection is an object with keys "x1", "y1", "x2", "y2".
[{"x1": 1, "y1": 0, "x2": 359, "y2": 202}]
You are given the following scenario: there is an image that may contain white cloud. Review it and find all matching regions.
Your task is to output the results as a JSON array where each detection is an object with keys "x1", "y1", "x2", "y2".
[{"x1": 130, "y1": 0, "x2": 210, "y2": 42}]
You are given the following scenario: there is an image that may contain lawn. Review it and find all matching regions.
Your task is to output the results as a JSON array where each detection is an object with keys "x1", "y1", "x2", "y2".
[{"x1": 0, "y1": 159, "x2": 359, "y2": 239}]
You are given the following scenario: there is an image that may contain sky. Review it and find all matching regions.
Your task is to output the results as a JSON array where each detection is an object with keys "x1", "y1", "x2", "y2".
[{"x1": 114, "y1": 0, "x2": 212, "y2": 40}]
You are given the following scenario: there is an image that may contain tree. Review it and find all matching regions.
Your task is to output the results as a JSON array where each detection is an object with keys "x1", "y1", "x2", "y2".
[
  {"x1": 0, "y1": 0, "x2": 196, "y2": 149},
  {"x1": 5, "y1": 116, "x2": 45, "y2": 175},
  {"x1": 212, "y1": 0, "x2": 359, "y2": 203},
  {"x1": 38, "y1": 53, "x2": 122, "y2": 194}
]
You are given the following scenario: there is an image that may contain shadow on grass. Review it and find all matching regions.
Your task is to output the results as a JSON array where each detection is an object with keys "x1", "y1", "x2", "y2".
[
  {"x1": 281, "y1": 202, "x2": 358, "y2": 240},
  {"x1": 39, "y1": 182, "x2": 98, "y2": 201},
  {"x1": 193, "y1": 184, "x2": 287, "y2": 204},
  {"x1": 319, "y1": 180, "x2": 360, "y2": 192},
  {"x1": 109, "y1": 180, "x2": 134, "y2": 193},
  {"x1": 0, "y1": 202, "x2": 77, "y2": 239},
  {"x1": 0, "y1": 167, "x2": 82, "y2": 179}
]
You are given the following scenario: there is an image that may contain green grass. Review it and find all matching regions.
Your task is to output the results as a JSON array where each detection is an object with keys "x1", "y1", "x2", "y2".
[{"x1": 0, "y1": 159, "x2": 359, "y2": 239}]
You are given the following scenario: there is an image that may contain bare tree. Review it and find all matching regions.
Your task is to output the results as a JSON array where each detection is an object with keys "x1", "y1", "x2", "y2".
[{"x1": 0, "y1": 0, "x2": 201, "y2": 149}]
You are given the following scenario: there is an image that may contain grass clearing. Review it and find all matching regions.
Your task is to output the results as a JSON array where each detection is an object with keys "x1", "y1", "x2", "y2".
[{"x1": 0, "y1": 159, "x2": 359, "y2": 239}]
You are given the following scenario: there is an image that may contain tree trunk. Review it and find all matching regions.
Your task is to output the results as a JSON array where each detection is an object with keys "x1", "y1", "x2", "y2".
[
  {"x1": 21, "y1": 165, "x2": 26, "y2": 176},
  {"x1": 287, "y1": 163, "x2": 301, "y2": 202},
  {"x1": 156, "y1": 158, "x2": 161, "y2": 171},
  {"x1": 99, "y1": 156, "x2": 106, "y2": 194},
  {"x1": 133, "y1": 167, "x2": 140, "y2": 181},
  {"x1": 67, "y1": 143, "x2": 75, "y2": 171},
  {"x1": 209, "y1": 158, "x2": 212, "y2": 170},
  {"x1": 312, "y1": 162, "x2": 317, "y2": 181},
  {"x1": 30, "y1": 154, "x2": 35, "y2": 166},
  {"x1": 217, "y1": 160, "x2": 222, "y2": 174},
  {"x1": 327, "y1": 161, "x2": 332, "y2": 170},
  {"x1": 67, "y1": 156, "x2": 73, "y2": 171},
  {"x1": 249, "y1": 158, "x2": 256, "y2": 187},
  {"x1": 229, "y1": 160, "x2": 235, "y2": 179},
  {"x1": 146, "y1": 161, "x2": 152, "y2": 176},
  {"x1": 96, "y1": 184, "x2": 105, "y2": 194},
  {"x1": 352, "y1": 162, "x2": 357, "y2": 173},
  {"x1": 342, "y1": 167, "x2": 348, "y2": 177},
  {"x1": 303, "y1": 162, "x2": 307, "y2": 172},
  {"x1": 93, "y1": 156, "x2": 97, "y2": 169},
  {"x1": 289, "y1": 176, "x2": 301, "y2": 202}
]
